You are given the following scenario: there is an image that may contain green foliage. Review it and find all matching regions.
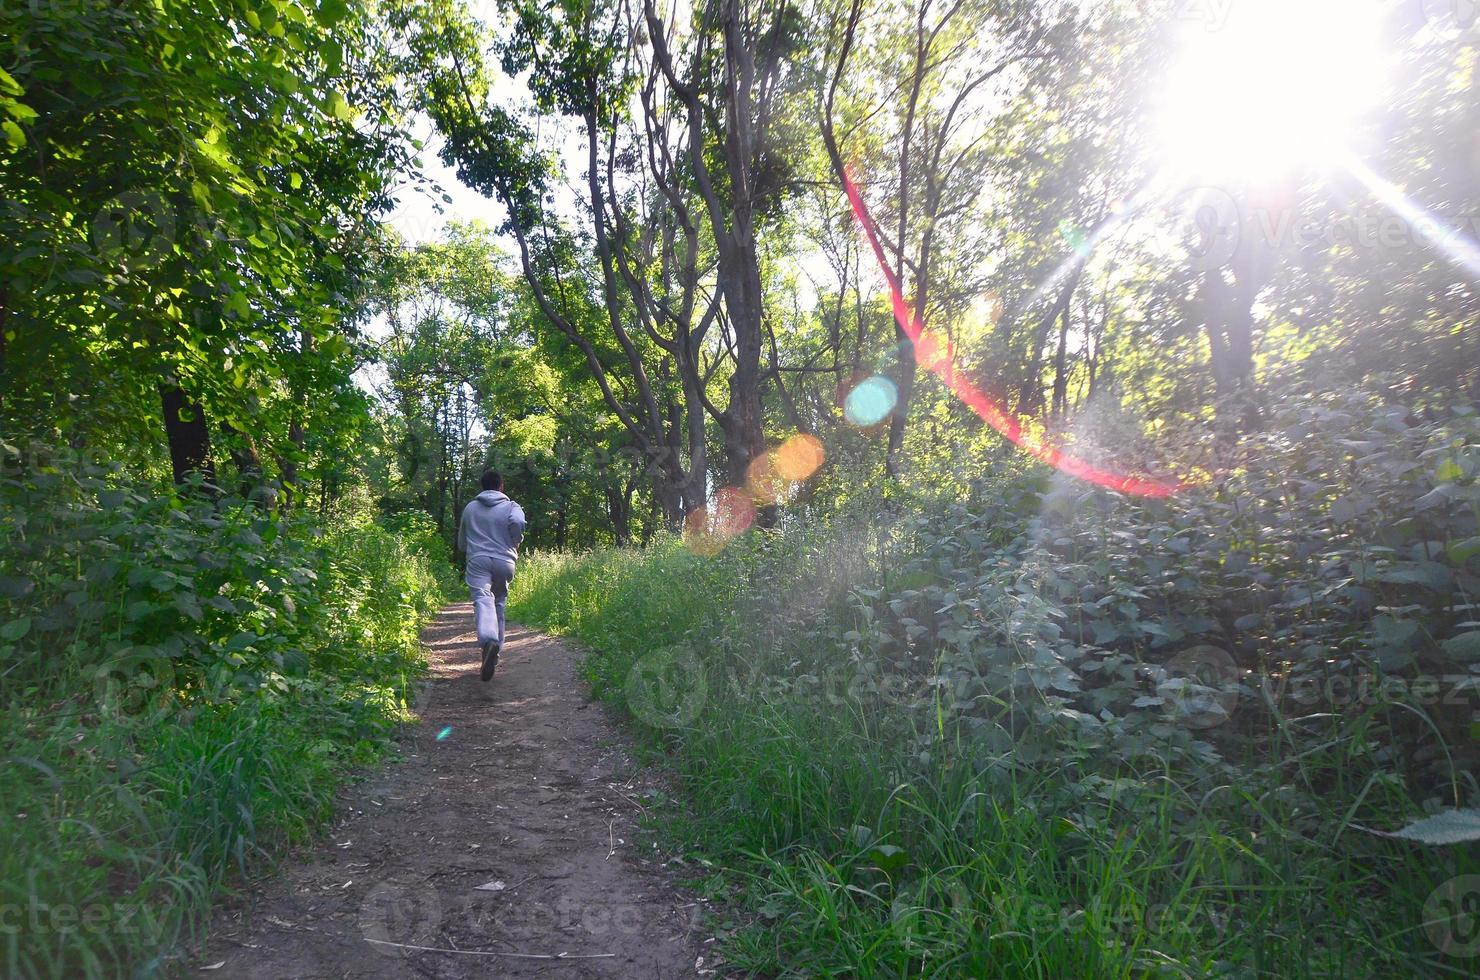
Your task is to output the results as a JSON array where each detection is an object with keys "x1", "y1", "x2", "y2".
[
  {"x1": 0, "y1": 446, "x2": 454, "y2": 977},
  {"x1": 511, "y1": 390, "x2": 1480, "y2": 977},
  {"x1": 1390, "y1": 809, "x2": 1480, "y2": 846},
  {"x1": 366, "y1": 223, "x2": 666, "y2": 548},
  {"x1": 1, "y1": 0, "x2": 413, "y2": 496},
  {"x1": 8, "y1": 0, "x2": 1480, "y2": 975}
]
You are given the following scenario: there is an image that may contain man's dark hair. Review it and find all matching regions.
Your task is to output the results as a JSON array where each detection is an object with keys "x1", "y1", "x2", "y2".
[{"x1": 480, "y1": 470, "x2": 503, "y2": 491}]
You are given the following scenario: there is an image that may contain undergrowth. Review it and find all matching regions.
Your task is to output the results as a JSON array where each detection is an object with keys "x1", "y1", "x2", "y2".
[
  {"x1": 0, "y1": 447, "x2": 458, "y2": 977},
  {"x1": 511, "y1": 392, "x2": 1480, "y2": 978}
]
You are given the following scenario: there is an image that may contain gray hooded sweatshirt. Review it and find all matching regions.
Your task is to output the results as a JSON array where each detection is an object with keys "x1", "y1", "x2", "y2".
[{"x1": 457, "y1": 490, "x2": 527, "y2": 563}]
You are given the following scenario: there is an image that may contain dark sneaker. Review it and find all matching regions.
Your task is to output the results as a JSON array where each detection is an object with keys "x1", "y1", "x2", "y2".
[{"x1": 480, "y1": 640, "x2": 500, "y2": 682}]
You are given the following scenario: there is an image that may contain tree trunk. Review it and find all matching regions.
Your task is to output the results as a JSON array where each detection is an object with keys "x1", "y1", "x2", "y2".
[
  {"x1": 645, "y1": 0, "x2": 768, "y2": 494},
  {"x1": 1203, "y1": 249, "x2": 1264, "y2": 434},
  {"x1": 278, "y1": 325, "x2": 313, "y2": 510},
  {"x1": 158, "y1": 380, "x2": 216, "y2": 492},
  {"x1": 709, "y1": 176, "x2": 766, "y2": 489},
  {"x1": 278, "y1": 416, "x2": 304, "y2": 510},
  {"x1": 221, "y1": 421, "x2": 265, "y2": 501},
  {"x1": 1050, "y1": 299, "x2": 1072, "y2": 418},
  {"x1": 1203, "y1": 193, "x2": 1276, "y2": 435},
  {"x1": 435, "y1": 401, "x2": 448, "y2": 536},
  {"x1": 0, "y1": 283, "x2": 8, "y2": 414},
  {"x1": 607, "y1": 482, "x2": 631, "y2": 546},
  {"x1": 453, "y1": 388, "x2": 469, "y2": 518}
]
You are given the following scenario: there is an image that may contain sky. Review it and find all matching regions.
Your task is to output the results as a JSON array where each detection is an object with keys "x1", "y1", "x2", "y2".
[
  {"x1": 383, "y1": 0, "x2": 522, "y2": 246},
  {"x1": 385, "y1": 115, "x2": 509, "y2": 246},
  {"x1": 371, "y1": 0, "x2": 839, "y2": 358}
]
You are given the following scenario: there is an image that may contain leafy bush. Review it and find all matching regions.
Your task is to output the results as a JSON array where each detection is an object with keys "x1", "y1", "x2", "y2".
[
  {"x1": 511, "y1": 392, "x2": 1480, "y2": 977},
  {"x1": 0, "y1": 445, "x2": 456, "y2": 977}
]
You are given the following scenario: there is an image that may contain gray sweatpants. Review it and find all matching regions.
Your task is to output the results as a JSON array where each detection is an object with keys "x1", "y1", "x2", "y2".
[{"x1": 465, "y1": 553, "x2": 515, "y2": 648}]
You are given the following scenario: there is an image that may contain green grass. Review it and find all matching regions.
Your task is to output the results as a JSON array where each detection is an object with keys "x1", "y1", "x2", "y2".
[
  {"x1": 2, "y1": 694, "x2": 367, "y2": 976},
  {"x1": 510, "y1": 534, "x2": 1478, "y2": 978},
  {"x1": 1, "y1": 473, "x2": 458, "y2": 977}
]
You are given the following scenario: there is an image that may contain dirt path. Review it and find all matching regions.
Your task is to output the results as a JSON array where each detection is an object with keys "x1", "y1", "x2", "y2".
[{"x1": 199, "y1": 604, "x2": 707, "y2": 978}]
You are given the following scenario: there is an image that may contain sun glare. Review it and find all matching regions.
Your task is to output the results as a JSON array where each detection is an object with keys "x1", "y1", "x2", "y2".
[{"x1": 1157, "y1": 0, "x2": 1388, "y2": 182}]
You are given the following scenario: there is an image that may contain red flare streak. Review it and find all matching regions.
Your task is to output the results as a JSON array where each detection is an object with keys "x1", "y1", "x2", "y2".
[{"x1": 841, "y1": 167, "x2": 1180, "y2": 498}]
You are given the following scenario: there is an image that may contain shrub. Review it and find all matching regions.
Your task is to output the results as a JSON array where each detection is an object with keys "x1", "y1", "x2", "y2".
[
  {"x1": 0, "y1": 445, "x2": 455, "y2": 976},
  {"x1": 510, "y1": 392, "x2": 1480, "y2": 977}
]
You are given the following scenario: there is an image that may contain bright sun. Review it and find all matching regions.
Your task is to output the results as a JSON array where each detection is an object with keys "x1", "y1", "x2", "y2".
[{"x1": 1156, "y1": 0, "x2": 1389, "y2": 183}]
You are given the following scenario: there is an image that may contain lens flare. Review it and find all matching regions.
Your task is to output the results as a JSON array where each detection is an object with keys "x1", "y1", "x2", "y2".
[
  {"x1": 746, "y1": 434, "x2": 826, "y2": 504},
  {"x1": 978, "y1": 292, "x2": 1003, "y2": 326},
  {"x1": 773, "y1": 434, "x2": 825, "y2": 481},
  {"x1": 712, "y1": 487, "x2": 757, "y2": 535},
  {"x1": 1343, "y1": 153, "x2": 1480, "y2": 283},
  {"x1": 683, "y1": 507, "x2": 724, "y2": 556},
  {"x1": 912, "y1": 330, "x2": 954, "y2": 376},
  {"x1": 841, "y1": 166, "x2": 1180, "y2": 498},
  {"x1": 844, "y1": 376, "x2": 898, "y2": 427},
  {"x1": 1058, "y1": 219, "x2": 1090, "y2": 257},
  {"x1": 683, "y1": 487, "x2": 758, "y2": 554},
  {"x1": 1156, "y1": 0, "x2": 1387, "y2": 182},
  {"x1": 745, "y1": 452, "x2": 786, "y2": 505}
]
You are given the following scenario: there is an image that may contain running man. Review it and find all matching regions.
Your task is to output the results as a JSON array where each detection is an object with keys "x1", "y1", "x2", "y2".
[{"x1": 456, "y1": 470, "x2": 527, "y2": 681}]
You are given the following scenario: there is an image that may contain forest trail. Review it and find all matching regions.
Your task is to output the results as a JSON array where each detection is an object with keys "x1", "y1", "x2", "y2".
[{"x1": 199, "y1": 604, "x2": 705, "y2": 978}]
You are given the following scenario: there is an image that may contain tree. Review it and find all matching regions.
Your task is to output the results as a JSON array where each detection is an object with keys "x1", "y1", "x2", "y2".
[
  {"x1": 817, "y1": 0, "x2": 1064, "y2": 475},
  {"x1": 1, "y1": 0, "x2": 413, "y2": 501}
]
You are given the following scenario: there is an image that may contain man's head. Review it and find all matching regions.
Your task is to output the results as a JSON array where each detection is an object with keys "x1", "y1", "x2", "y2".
[{"x1": 480, "y1": 470, "x2": 504, "y2": 492}]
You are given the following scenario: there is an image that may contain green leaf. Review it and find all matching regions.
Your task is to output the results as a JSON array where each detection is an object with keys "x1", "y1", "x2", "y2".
[
  {"x1": 316, "y1": 0, "x2": 351, "y2": 27},
  {"x1": 866, "y1": 844, "x2": 910, "y2": 877},
  {"x1": 319, "y1": 40, "x2": 343, "y2": 71},
  {"x1": 2, "y1": 120, "x2": 26, "y2": 149},
  {"x1": 1447, "y1": 537, "x2": 1480, "y2": 566},
  {"x1": 1387, "y1": 809, "x2": 1480, "y2": 845},
  {"x1": 1, "y1": 617, "x2": 32, "y2": 641},
  {"x1": 194, "y1": 137, "x2": 238, "y2": 173},
  {"x1": 1414, "y1": 484, "x2": 1458, "y2": 511},
  {"x1": 190, "y1": 180, "x2": 214, "y2": 212},
  {"x1": 126, "y1": 601, "x2": 160, "y2": 621},
  {"x1": 1440, "y1": 631, "x2": 1480, "y2": 663},
  {"x1": 326, "y1": 91, "x2": 354, "y2": 121},
  {"x1": 173, "y1": 594, "x2": 204, "y2": 622},
  {"x1": 1376, "y1": 561, "x2": 1452, "y2": 589}
]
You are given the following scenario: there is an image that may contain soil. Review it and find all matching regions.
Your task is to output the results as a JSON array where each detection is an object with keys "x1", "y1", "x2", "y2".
[{"x1": 197, "y1": 603, "x2": 710, "y2": 978}]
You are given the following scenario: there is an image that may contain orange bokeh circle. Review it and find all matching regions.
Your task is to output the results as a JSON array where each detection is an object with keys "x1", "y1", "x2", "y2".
[{"x1": 773, "y1": 434, "x2": 825, "y2": 481}]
